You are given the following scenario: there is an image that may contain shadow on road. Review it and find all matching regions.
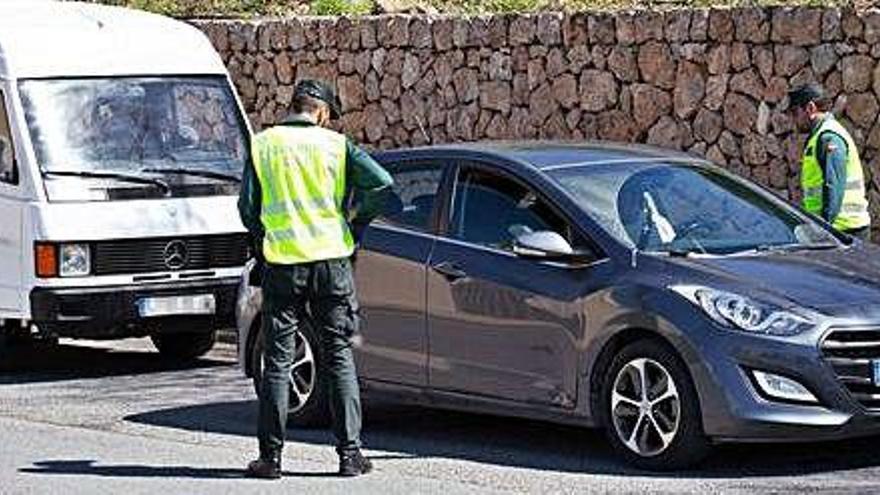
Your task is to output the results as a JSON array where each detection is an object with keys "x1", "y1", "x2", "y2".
[
  {"x1": 8, "y1": 340, "x2": 880, "y2": 479},
  {"x1": 124, "y1": 399, "x2": 880, "y2": 478},
  {"x1": 19, "y1": 460, "x2": 340, "y2": 479},
  {"x1": 0, "y1": 340, "x2": 227, "y2": 384}
]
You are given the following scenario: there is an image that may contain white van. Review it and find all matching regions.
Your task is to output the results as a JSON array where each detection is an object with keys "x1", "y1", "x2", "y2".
[{"x1": 0, "y1": 1, "x2": 252, "y2": 359}]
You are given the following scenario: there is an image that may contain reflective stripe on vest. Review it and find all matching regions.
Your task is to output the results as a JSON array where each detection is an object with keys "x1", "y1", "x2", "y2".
[
  {"x1": 803, "y1": 179, "x2": 865, "y2": 200},
  {"x1": 800, "y1": 117, "x2": 871, "y2": 231},
  {"x1": 253, "y1": 125, "x2": 354, "y2": 264}
]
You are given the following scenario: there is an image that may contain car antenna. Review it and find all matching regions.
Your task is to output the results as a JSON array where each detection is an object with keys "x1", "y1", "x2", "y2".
[{"x1": 414, "y1": 115, "x2": 431, "y2": 145}]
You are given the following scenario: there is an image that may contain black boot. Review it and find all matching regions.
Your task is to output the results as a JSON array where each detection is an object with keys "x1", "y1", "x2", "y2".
[
  {"x1": 245, "y1": 455, "x2": 282, "y2": 479},
  {"x1": 338, "y1": 449, "x2": 373, "y2": 477}
]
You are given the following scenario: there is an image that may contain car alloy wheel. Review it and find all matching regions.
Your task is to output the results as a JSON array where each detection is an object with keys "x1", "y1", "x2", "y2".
[
  {"x1": 250, "y1": 320, "x2": 329, "y2": 426},
  {"x1": 611, "y1": 357, "x2": 681, "y2": 457},
  {"x1": 600, "y1": 339, "x2": 710, "y2": 470},
  {"x1": 259, "y1": 331, "x2": 316, "y2": 414}
]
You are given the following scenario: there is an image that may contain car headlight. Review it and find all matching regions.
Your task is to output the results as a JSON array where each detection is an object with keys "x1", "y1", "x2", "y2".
[
  {"x1": 670, "y1": 285, "x2": 813, "y2": 336},
  {"x1": 59, "y1": 243, "x2": 90, "y2": 277}
]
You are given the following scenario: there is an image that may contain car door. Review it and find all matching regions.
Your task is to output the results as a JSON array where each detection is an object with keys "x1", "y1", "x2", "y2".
[
  {"x1": 426, "y1": 162, "x2": 602, "y2": 407},
  {"x1": 354, "y1": 158, "x2": 448, "y2": 387},
  {"x1": 0, "y1": 86, "x2": 23, "y2": 314}
]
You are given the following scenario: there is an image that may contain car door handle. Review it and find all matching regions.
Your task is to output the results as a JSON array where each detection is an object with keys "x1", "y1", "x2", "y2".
[{"x1": 431, "y1": 261, "x2": 467, "y2": 281}]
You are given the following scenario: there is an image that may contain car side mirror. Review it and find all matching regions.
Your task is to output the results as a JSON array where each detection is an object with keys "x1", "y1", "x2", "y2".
[{"x1": 512, "y1": 231, "x2": 594, "y2": 264}]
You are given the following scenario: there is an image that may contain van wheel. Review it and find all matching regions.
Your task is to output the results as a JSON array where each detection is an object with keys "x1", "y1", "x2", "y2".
[
  {"x1": 0, "y1": 321, "x2": 34, "y2": 348},
  {"x1": 150, "y1": 331, "x2": 216, "y2": 360},
  {"x1": 599, "y1": 339, "x2": 710, "y2": 470},
  {"x1": 249, "y1": 320, "x2": 329, "y2": 427}
]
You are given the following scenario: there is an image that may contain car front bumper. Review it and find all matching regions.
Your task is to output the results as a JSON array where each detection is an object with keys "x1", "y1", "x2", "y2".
[
  {"x1": 662, "y1": 301, "x2": 880, "y2": 443},
  {"x1": 655, "y1": 288, "x2": 880, "y2": 442}
]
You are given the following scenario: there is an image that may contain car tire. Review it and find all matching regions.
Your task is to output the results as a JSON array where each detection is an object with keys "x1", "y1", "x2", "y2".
[
  {"x1": 249, "y1": 320, "x2": 329, "y2": 428},
  {"x1": 150, "y1": 331, "x2": 216, "y2": 360},
  {"x1": 599, "y1": 338, "x2": 710, "y2": 470}
]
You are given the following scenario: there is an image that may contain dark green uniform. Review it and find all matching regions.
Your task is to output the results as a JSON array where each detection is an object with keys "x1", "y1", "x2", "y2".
[{"x1": 238, "y1": 114, "x2": 392, "y2": 459}]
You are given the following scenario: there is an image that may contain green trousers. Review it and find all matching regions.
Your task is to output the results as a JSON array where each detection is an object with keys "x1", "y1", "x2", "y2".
[{"x1": 258, "y1": 258, "x2": 363, "y2": 459}]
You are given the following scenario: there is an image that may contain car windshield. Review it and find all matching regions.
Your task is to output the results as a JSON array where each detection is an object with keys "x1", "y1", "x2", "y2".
[
  {"x1": 19, "y1": 76, "x2": 247, "y2": 200},
  {"x1": 549, "y1": 162, "x2": 840, "y2": 255}
]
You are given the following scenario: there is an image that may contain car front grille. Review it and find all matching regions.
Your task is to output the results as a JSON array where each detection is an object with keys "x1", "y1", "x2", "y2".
[
  {"x1": 92, "y1": 234, "x2": 249, "y2": 276},
  {"x1": 821, "y1": 327, "x2": 880, "y2": 411}
]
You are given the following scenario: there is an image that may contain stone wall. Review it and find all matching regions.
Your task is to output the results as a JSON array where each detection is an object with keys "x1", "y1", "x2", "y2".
[{"x1": 194, "y1": 8, "x2": 880, "y2": 223}]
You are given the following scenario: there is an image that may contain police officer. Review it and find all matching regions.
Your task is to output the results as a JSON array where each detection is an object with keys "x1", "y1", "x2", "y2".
[
  {"x1": 789, "y1": 83, "x2": 872, "y2": 240},
  {"x1": 238, "y1": 79, "x2": 393, "y2": 478}
]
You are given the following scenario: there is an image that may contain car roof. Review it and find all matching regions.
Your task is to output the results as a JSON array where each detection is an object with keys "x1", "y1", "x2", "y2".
[
  {"x1": 0, "y1": 1, "x2": 226, "y2": 79},
  {"x1": 374, "y1": 140, "x2": 703, "y2": 172}
]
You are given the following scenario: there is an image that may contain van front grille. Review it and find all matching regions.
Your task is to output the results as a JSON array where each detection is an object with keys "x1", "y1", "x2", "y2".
[
  {"x1": 821, "y1": 328, "x2": 880, "y2": 411},
  {"x1": 92, "y1": 234, "x2": 248, "y2": 276}
]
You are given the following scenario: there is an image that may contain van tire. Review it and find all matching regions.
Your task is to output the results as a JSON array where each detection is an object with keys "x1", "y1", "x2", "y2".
[
  {"x1": 150, "y1": 331, "x2": 216, "y2": 360},
  {"x1": 0, "y1": 321, "x2": 33, "y2": 348}
]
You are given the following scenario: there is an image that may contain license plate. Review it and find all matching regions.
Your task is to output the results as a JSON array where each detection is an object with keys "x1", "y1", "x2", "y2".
[
  {"x1": 137, "y1": 294, "x2": 216, "y2": 317},
  {"x1": 874, "y1": 360, "x2": 880, "y2": 387}
]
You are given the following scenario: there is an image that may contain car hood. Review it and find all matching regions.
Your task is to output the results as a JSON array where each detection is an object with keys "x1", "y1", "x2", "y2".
[{"x1": 665, "y1": 243, "x2": 880, "y2": 316}]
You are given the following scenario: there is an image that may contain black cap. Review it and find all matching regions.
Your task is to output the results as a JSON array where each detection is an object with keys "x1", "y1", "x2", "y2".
[
  {"x1": 293, "y1": 79, "x2": 342, "y2": 120},
  {"x1": 788, "y1": 83, "x2": 824, "y2": 109}
]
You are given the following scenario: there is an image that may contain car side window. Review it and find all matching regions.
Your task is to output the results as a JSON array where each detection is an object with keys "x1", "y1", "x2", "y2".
[
  {"x1": 0, "y1": 90, "x2": 17, "y2": 185},
  {"x1": 378, "y1": 161, "x2": 445, "y2": 232},
  {"x1": 450, "y1": 168, "x2": 585, "y2": 252}
]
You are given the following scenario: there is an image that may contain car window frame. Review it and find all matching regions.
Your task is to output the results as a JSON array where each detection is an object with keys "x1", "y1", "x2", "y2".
[
  {"x1": 0, "y1": 88, "x2": 19, "y2": 187},
  {"x1": 372, "y1": 157, "x2": 453, "y2": 235},
  {"x1": 440, "y1": 159, "x2": 606, "y2": 264}
]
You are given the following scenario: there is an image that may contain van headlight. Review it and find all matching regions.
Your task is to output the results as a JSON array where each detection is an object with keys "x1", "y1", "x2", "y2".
[
  {"x1": 59, "y1": 243, "x2": 91, "y2": 277},
  {"x1": 670, "y1": 285, "x2": 813, "y2": 336}
]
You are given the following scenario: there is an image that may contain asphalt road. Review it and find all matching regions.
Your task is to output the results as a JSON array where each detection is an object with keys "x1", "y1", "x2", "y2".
[{"x1": 2, "y1": 338, "x2": 880, "y2": 494}]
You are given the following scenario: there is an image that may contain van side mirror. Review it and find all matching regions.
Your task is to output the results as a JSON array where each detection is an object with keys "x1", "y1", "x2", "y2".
[{"x1": 512, "y1": 231, "x2": 594, "y2": 264}]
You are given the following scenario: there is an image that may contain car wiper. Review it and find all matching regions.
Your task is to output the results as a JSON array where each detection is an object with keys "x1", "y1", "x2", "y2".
[
  {"x1": 666, "y1": 248, "x2": 695, "y2": 257},
  {"x1": 790, "y1": 243, "x2": 840, "y2": 251},
  {"x1": 141, "y1": 167, "x2": 241, "y2": 183},
  {"x1": 42, "y1": 169, "x2": 170, "y2": 194},
  {"x1": 753, "y1": 242, "x2": 839, "y2": 253},
  {"x1": 642, "y1": 247, "x2": 704, "y2": 258}
]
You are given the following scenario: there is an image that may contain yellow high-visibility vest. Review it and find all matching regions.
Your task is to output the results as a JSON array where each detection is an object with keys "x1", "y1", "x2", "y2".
[
  {"x1": 801, "y1": 117, "x2": 870, "y2": 231},
  {"x1": 253, "y1": 125, "x2": 354, "y2": 264}
]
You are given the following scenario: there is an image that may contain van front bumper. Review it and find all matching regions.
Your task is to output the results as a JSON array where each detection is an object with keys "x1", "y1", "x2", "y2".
[{"x1": 30, "y1": 278, "x2": 239, "y2": 338}]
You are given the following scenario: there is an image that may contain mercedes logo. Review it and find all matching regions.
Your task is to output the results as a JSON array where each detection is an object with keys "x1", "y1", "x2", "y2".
[{"x1": 163, "y1": 240, "x2": 188, "y2": 270}]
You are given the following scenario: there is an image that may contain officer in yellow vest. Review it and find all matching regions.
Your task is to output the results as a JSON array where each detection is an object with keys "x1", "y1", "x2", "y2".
[
  {"x1": 238, "y1": 80, "x2": 393, "y2": 478},
  {"x1": 789, "y1": 83, "x2": 872, "y2": 241}
]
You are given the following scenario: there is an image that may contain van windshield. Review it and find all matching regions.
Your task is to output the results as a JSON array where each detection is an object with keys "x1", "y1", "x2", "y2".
[{"x1": 19, "y1": 76, "x2": 248, "y2": 201}]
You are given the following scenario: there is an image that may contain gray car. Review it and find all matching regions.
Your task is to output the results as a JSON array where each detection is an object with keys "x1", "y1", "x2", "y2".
[{"x1": 236, "y1": 142, "x2": 880, "y2": 469}]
